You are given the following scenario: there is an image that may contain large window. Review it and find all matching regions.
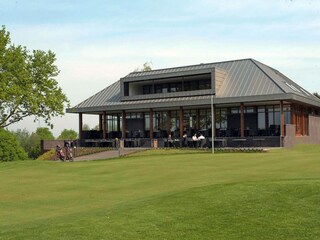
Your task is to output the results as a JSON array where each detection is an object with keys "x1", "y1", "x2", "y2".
[
  {"x1": 170, "y1": 110, "x2": 180, "y2": 137},
  {"x1": 144, "y1": 113, "x2": 150, "y2": 130},
  {"x1": 267, "y1": 105, "x2": 280, "y2": 127},
  {"x1": 199, "y1": 109, "x2": 212, "y2": 130},
  {"x1": 143, "y1": 85, "x2": 152, "y2": 94},
  {"x1": 216, "y1": 108, "x2": 227, "y2": 129},
  {"x1": 258, "y1": 106, "x2": 266, "y2": 130},
  {"x1": 107, "y1": 114, "x2": 121, "y2": 132},
  {"x1": 183, "y1": 110, "x2": 197, "y2": 131},
  {"x1": 141, "y1": 74, "x2": 211, "y2": 95},
  {"x1": 284, "y1": 105, "x2": 291, "y2": 124},
  {"x1": 153, "y1": 111, "x2": 167, "y2": 131}
]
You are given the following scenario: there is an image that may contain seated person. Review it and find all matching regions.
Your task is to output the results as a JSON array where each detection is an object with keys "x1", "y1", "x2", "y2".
[
  {"x1": 198, "y1": 133, "x2": 206, "y2": 147},
  {"x1": 192, "y1": 133, "x2": 198, "y2": 148},
  {"x1": 182, "y1": 133, "x2": 187, "y2": 147},
  {"x1": 168, "y1": 134, "x2": 174, "y2": 147}
]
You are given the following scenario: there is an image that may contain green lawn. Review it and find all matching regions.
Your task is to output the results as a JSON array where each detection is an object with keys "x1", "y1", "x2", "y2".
[{"x1": 1, "y1": 146, "x2": 319, "y2": 239}]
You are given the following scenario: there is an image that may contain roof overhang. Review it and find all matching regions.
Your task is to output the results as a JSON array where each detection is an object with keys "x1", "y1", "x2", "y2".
[{"x1": 66, "y1": 93, "x2": 320, "y2": 114}]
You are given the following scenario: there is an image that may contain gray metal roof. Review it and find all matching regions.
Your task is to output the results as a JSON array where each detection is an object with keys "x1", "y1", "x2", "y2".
[{"x1": 68, "y1": 58, "x2": 320, "y2": 113}]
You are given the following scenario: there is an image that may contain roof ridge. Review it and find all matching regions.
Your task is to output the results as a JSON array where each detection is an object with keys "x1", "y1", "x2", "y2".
[
  {"x1": 125, "y1": 58, "x2": 253, "y2": 77},
  {"x1": 250, "y1": 59, "x2": 286, "y2": 94}
]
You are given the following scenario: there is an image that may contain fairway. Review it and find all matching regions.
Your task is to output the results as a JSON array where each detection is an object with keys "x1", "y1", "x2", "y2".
[{"x1": 1, "y1": 146, "x2": 320, "y2": 239}]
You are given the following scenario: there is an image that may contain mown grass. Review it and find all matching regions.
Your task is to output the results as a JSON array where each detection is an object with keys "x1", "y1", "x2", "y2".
[{"x1": 0, "y1": 145, "x2": 319, "y2": 239}]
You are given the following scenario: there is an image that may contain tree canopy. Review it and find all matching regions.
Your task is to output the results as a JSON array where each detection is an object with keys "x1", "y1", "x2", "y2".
[
  {"x1": 0, "y1": 128, "x2": 28, "y2": 161},
  {"x1": 313, "y1": 92, "x2": 320, "y2": 99},
  {"x1": 134, "y1": 61, "x2": 152, "y2": 72},
  {"x1": 58, "y1": 129, "x2": 78, "y2": 140},
  {"x1": 0, "y1": 26, "x2": 69, "y2": 128}
]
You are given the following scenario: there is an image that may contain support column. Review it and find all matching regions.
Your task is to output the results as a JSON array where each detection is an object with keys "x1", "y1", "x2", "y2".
[
  {"x1": 280, "y1": 101, "x2": 284, "y2": 147},
  {"x1": 301, "y1": 107, "x2": 305, "y2": 136},
  {"x1": 99, "y1": 114, "x2": 103, "y2": 131},
  {"x1": 103, "y1": 111, "x2": 107, "y2": 139},
  {"x1": 196, "y1": 109, "x2": 200, "y2": 130},
  {"x1": 122, "y1": 110, "x2": 126, "y2": 139},
  {"x1": 79, "y1": 113, "x2": 83, "y2": 140},
  {"x1": 212, "y1": 105, "x2": 216, "y2": 138},
  {"x1": 149, "y1": 109, "x2": 153, "y2": 139},
  {"x1": 211, "y1": 94, "x2": 215, "y2": 154},
  {"x1": 280, "y1": 101, "x2": 285, "y2": 136},
  {"x1": 167, "y1": 111, "x2": 171, "y2": 135},
  {"x1": 240, "y1": 103, "x2": 244, "y2": 137},
  {"x1": 180, "y1": 107, "x2": 184, "y2": 138}
]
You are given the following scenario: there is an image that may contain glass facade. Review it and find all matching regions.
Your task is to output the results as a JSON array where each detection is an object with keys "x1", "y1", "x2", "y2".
[
  {"x1": 97, "y1": 103, "x2": 297, "y2": 140},
  {"x1": 170, "y1": 110, "x2": 180, "y2": 137}
]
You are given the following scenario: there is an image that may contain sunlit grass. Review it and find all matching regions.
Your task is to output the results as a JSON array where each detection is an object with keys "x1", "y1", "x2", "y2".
[{"x1": 1, "y1": 145, "x2": 319, "y2": 239}]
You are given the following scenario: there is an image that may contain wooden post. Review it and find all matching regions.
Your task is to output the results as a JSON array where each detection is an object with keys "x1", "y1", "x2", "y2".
[
  {"x1": 167, "y1": 111, "x2": 171, "y2": 135},
  {"x1": 280, "y1": 101, "x2": 285, "y2": 137},
  {"x1": 103, "y1": 111, "x2": 107, "y2": 139},
  {"x1": 240, "y1": 103, "x2": 244, "y2": 137},
  {"x1": 99, "y1": 114, "x2": 103, "y2": 131},
  {"x1": 196, "y1": 109, "x2": 200, "y2": 130},
  {"x1": 79, "y1": 113, "x2": 83, "y2": 139},
  {"x1": 301, "y1": 106, "x2": 305, "y2": 136},
  {"x1": 180, "y1": 107, "x2": 184, "y2": 138},
  {"x1": 150, "y1": 109, "x2": 153, "y2": 139},
  {"x1": 280, "y1": 101, "x2": 284, "y2": 147},
  {"x1": 122, "y1": 110, "x2": 126, "y2": 139}
]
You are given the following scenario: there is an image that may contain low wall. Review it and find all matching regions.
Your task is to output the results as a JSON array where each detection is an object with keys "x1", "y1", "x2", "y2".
[
  {"x1": 284, "y1": 116, "x2": 320, "y2": 148},
  {"x1": 41, "y1": 140, "x2": 75, "y2": 152}
]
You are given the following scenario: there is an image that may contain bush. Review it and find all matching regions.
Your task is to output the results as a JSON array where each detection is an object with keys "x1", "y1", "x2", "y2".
[{"x1": 0, "y1": 128, "x2": 28, "y2": 161}]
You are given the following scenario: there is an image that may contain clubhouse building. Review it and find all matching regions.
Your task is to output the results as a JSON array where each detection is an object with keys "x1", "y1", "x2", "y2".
[{"x1": 67, "y1": 58, "x2": 320, "y2": 148}]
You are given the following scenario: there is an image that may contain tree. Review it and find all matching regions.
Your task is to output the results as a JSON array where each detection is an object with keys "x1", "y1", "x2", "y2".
[
  {"x1": 58, "y1": 129, "x2": 78, "y2": 140},
  {"x1": 0, "y1": 26, "x2": 69, "y2": 129},
  {"x1": 92, "y1": 125, "x2": 100, "y2": 130},
  {"x1": 313, "y1": 92, "x2": 320, "y2": 99},
  {"x1": 0, "y1": 128, "x2": 28, "y2": 161},
  {"x1": 11, "y1": 128, "x2": 32, "y2": 155},
  {"x1": 82, "y1": 123, "x2": 90, "y2": 131},
  {"x1": 28, "y1": 127, "x2": 54, "y2": 159},
  {"x1": 134, "y1": 61, "x2": 152, "y2": 72},
  {"x1": 35, "y1": 127, "x2": 55, "y2": 140}
]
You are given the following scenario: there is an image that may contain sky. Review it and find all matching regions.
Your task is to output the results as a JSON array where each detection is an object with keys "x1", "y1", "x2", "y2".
[{"x1": 2, "y1": 0, "x2": 320, "y2": 137}]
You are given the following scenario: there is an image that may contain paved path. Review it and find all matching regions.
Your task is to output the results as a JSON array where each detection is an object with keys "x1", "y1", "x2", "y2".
[{"x1": 73, "y1": 148, "x2": 147, "y2": 161}]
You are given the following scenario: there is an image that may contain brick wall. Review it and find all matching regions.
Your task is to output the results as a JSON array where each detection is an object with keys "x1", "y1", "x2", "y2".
[
  {"x1": 284, "y1": 115, "x2": 320, "y2": 148},
  {"x1": 41, "y1": 140, "x2": 68, "y2": 151}
]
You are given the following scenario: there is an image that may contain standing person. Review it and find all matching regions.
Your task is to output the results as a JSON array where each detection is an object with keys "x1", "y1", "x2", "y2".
[
  {"x1": 65, "y1": 143, "x2": 73, "y2": 161},
  {"x1": 56, "y1": 145, "x2": 64, "y2": 161}
]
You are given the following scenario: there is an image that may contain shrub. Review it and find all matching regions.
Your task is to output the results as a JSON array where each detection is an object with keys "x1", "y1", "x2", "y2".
[{"x1": 0, "y1": 128, "x2": 28, "y2": 161}]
